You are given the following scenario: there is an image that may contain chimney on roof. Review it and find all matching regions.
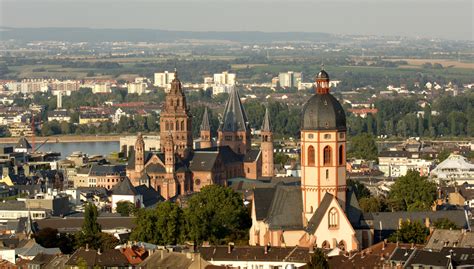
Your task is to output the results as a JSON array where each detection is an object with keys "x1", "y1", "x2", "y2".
[
  {"x1": 383, "y1": 239, "x2": 387, "y2": 250},
  {"x1": 227, "y1": 242, "x2": 234, "y2": 254},
  {"x1": 264, "y1": 244, "x2": 270, "y2": 254},
  {"x1": 309, "y1": 244, "x2": 314, "y2": 254},
  {"x1": 425, "y1": 217, "x2": 430, "y2": 228},
  {"x1": 411, "y1": 243, "x2": 415, "y2": 249},
  {"x1": 97, "y1": 248, "x2": 102, "y2": 255},
  {"x1": 85, "y1": 244, "x2": 89, "y2": 251}
]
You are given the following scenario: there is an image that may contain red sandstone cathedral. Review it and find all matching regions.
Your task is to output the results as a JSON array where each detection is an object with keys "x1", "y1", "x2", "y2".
[{"x1": 126, "y1": 71, "x2": 274, "y2": 199}]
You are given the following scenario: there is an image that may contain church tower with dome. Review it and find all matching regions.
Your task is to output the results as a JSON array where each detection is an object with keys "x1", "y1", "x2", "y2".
[
  {"x1": 249, "y1": 68, "x2": 360, "y2": 252},
  {"x1": 300, "y1": 69, "x2": 347, "y2": 220}
]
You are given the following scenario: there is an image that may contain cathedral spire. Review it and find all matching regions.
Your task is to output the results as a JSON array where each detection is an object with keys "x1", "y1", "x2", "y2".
[
  {"x1": 261, "y1": 106, "x2": 271, "y2": 132},
  {"x1": 220, "y1": 87, "x2": 249, "y2": 132},
  {"x1": 200, "y1": 107, "x2": 210, "y2": 131},
  {"x1": 260, "y1": 105, "x2": 274, "y2": 177},
  {"x1": 200, "y1": 107, "x2": 212, "y2": 149},
  {"x1": 217, "y1": 87, "x2": 251, "y2": 155}
]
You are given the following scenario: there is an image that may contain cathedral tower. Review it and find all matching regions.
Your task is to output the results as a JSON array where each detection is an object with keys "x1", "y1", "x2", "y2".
[
  {"x1": 261, "y1": 107, "x2": 274, "y2": 177},
  {"x1": 134, "y1": 132, "x2": 145, "y2": 173},
  {"x1": 217, "y1": 87, "x2": 251, "y2": 155},
  {"x1": 200, "y1": 107, "x2": 212, "y2": 149},
  {"x1": 300, "y1": 69, "x2": 347, "y2": 221},
  {"x1": 159, "y1": 70, "x2": 192, "y2": 159}
]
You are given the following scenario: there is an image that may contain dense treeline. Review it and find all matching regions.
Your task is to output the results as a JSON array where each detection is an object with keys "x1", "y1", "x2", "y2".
[
  {"x1": 131, "y1": 185, "x2": 251, "y2": 245},
  {"x1": 347, "y1": 93, "x2": 474, "y2": 138}
]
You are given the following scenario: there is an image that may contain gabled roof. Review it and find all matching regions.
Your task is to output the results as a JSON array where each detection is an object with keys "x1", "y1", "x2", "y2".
[
  {"x1": 89, "y1": 165, "x2": 126, "y2": 176},
  {"x1": 200, "y1": 107, "x2": 211, "y2": 131},
  {"x1": 244, "y1": 149, "x2": 261, "y2": 163},
  {"x1": 306, "y1": 192, "x2": 333, "y2": 234},
  {"x1": 253, "y1": 188, "x2": 276, "y2": 221},
  {"x1": 135, "y1": 185, "x2": 163, "y2": 207},
  {"x1": 189, "y1": 152, "x2": 219, "y2": 171},
  {"x1": 111, "y1": 177, "x2": 136, "y2": 196},
  {"x1": 404, "y1": 249, "x2": 450, "y2": 268},
  {"x1": 368, "y1": 210, "x2": 469, "y2": 230},
  {"x1": 15, "y1": 240, "x2": 61, "y2": 257},
  {"x1": 145, "y1": 163, "x2": 166, "y2": 174},
  {"x1": 219, "y1": 87, "x2": 249, "y2": 132},
  {"x1": 198, "y1": 245, "x2": 310, "y2": 263},
  {"x1": 65, "y1": 248, "x2": 130, "y2": 267},
  {"x1": 15, "y1": 137, "x2": 32, "y2": 149},
  {"x1": 266, "y1": 185, "x2": 304, "y2": 230}
]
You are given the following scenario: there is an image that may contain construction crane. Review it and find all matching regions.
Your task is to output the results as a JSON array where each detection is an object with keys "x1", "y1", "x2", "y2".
[{"x1": 33, "y1": 138, "x2": 49, "y2": 153}]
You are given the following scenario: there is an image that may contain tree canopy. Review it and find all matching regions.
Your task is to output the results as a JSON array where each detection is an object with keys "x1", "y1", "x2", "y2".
[
  {"x1": 131, "y1": 185, "x2": 251, "y2": 246},
  {"x1": 433, "y1": 218, "x2": 459, "y2": 230},
  {"x1": 307, "y1": 248, "x2": 329, "y2": 269},
  {"x1": 388, "y1": 170, "x2": 437, "y2": 211},
  {"x1": 347, "y1": 133, "x2": 378, "y2": 161},
  {"x1": 116, "y1": 201, "x2": 137, "y2": 217},
  {"x1": 388, "y1": 220, "x2": 430, "y2": 244},
  {"x1": 185, "y1": 185, "x2": 251, "y2": 245},
  {"x1": 130, "y1": 201, "x2": 185, "y2": 245}
]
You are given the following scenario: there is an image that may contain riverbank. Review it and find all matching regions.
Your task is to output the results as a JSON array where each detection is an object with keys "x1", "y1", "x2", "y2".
[{"x1": 0, "y1": 135, "x2": 122, "y2": 144}]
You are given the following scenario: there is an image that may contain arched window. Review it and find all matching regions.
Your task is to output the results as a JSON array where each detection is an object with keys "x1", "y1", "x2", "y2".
[
  {"x1": 308, "y1": 146, "x2": 315, "y2": 166},
  {"x1": 339, "y1": 145, "x2": 344, "y2": 165},
  {"x1": 322, "y1": 241, "x2": 330, "y2": 249},
  {"x1": 165, "y1": 121, "x2": 169, "y2": 131},
  {"x1": 181, "y1": 121, "x2": 185, "y2": 130},
  {"x1": 176, "y1": 120, "x2": 179, "y2": 131},
  {"x1": 326, "y1": 169, "x2": 329, "y2": 179},
  {"x1": 338, "y1": 240, "x2": 346, "y2": 251},
  {"x1": 328, "y1": 207, "x2": 339, "y2": 228},
  {"x1": 323, "y1": 146, "x2": 332, "y2": 165}
]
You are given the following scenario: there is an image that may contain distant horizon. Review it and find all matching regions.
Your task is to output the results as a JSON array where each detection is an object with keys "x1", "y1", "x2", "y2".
[
  {"x1": 0, "y1": 26, "x2": 469, "y2": 42},
  {"x1": 0, "y1": 0, "x2": 472, "y2": 41}
]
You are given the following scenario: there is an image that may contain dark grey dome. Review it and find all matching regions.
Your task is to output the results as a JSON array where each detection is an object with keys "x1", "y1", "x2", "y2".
[
  {"x1": 316, "y1": 70, "x2": 330, "y2": 80},
  {"x1": 301, "y1": 93, "x2": 346, "y2": 131}
]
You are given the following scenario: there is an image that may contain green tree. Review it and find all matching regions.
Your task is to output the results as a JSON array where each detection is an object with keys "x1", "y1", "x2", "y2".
[
  {"x1": 116, "y1": 201, "x2": 136, "y2": 217},
  {"x1": 131, "y1": 201, "x2": 185, "y2": 245},
  {"x1": 359, "y1": 197, "x2": 381, "y2": 213},
  {"x1": 347, "y1": 179, "x2": 371, "y2": 199},
  {"x1": 98, "y1": 233, "x2": 119, "y2": 249},
  {"x1": 76, "y1": 203, "x2": 101, "y2": 249},
  {"x1": 347, "y1": 133, "x2": 378, "y2": 161},
  {"x1": 388, "y1": 170, "x2": 437, "y2": 211},
  {"x1": 185, "y1": 185, "x2": 251, "y2": 245},
  {"x1": 437, "y1": 150, "x2": 451, "y2": 163},
  {"x1": 307, "y1": 248, "x2": 329, "y2": 269},
  {"x1": 433, "y1": 218, "x2": 459, "y2": 230},
  {"x1": 388, "y1": 220, "x2": 429, "y2": 244}
]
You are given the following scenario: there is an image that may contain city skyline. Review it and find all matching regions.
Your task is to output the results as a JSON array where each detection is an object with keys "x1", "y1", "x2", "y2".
[{"x1": 0, "y1": 0, "x2": 472, "y2": 40}]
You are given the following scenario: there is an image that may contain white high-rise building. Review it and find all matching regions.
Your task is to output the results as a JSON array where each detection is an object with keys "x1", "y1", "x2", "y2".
[
  {"x1": 154, "y1": 71, "x2": 175, "y2": 89},
  {"x1": 212, "y1": 72, "x2": 236, "y2": 95},
  {"x1": 57, "y1": 91, "x2": 62, "y2": 108},
  {"x1": 128, "y1": 82, "x2": 148, "y2": 95},
  {"x1": 213, "y1": 72, "x2": 236, "y2": 86},
  {"x1": 278, "y1": 71, "x2": 302, "y2": 88}
]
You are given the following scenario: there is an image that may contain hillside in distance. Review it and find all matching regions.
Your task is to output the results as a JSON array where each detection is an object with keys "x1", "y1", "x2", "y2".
[{"x1": 0, "y1": 27, "x2": 341, "y2": 43}]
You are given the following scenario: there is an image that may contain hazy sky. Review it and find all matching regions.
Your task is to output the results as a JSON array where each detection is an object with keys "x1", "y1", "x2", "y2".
[{"x1": 0, "y1": 0, "x2": 472, "y2": 40}]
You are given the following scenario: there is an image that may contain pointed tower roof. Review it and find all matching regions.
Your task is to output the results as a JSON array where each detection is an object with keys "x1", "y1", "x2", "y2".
[
  {"x1": 169, "y1": 69, "x2": 183, "y2": 94},
  {"x1": 16, "y1": 136, "x2": 32, "y2": 150},
  {"x1": 220, "y1": 87, "x2": 249, "y2": 132},
  {"x1": 261, "y1": 106, "x2": 271, "y2": 132},
  {"x1": 200, "y1": 107, "x2": 211, "y2": 131}
]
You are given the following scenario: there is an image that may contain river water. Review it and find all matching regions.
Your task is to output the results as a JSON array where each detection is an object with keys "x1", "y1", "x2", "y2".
[{"x1": 4, "y1": 141, "x2": 120, "y2": 159}]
